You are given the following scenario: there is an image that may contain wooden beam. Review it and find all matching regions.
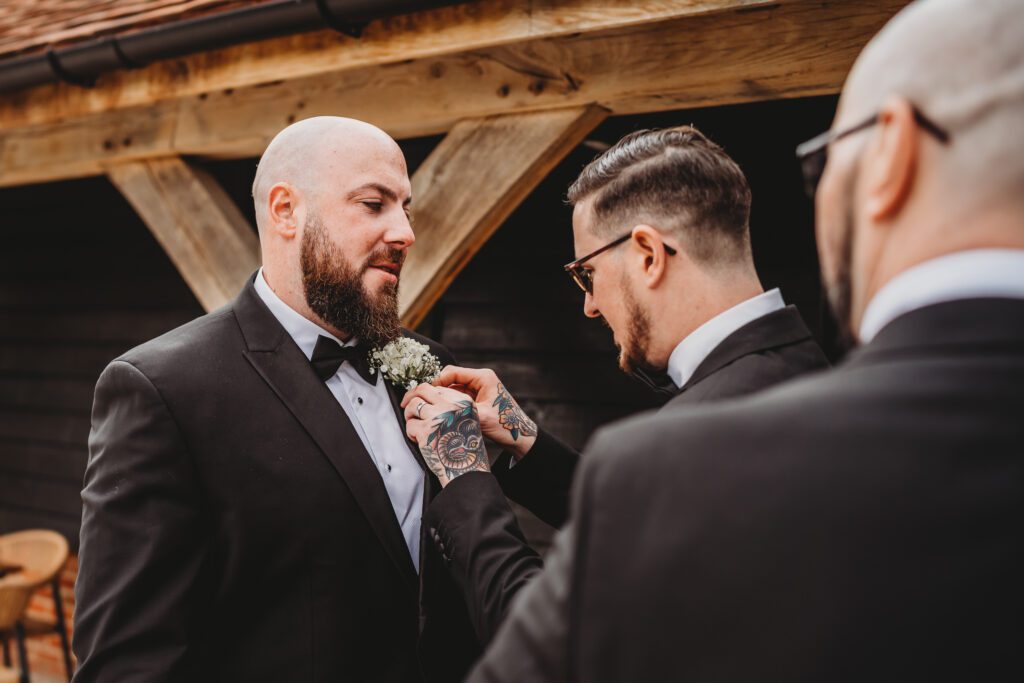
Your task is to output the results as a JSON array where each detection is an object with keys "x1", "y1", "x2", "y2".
[
  {"x1": 106, "y1": 157, "x2": 260, "y2": 311},
  {"x1": 400, "y1": 106, "x2": 607, "y2": 327},
  {"x1": 0, "y1": 0, "x2": 908, "y2": 189},
  {"x1": 0, "y1": 0, "x2": 770, "y2": 130}
]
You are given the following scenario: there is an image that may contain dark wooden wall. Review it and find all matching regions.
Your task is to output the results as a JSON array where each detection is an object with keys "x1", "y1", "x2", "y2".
[
  {"x1": 0, "y1": 95, "x2": 839, "y2": 549},
  {"x1": 0, "y1": 178, "x2": 204, "y2": 544}
]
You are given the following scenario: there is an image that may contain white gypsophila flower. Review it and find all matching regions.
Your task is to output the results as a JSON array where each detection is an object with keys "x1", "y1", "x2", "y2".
[{"x1": 367, "y1": 337, "x2": 442, "y2": 390}]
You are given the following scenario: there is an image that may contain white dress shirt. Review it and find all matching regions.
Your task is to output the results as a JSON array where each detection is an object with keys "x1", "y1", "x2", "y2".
[
  {"x1": 254, "y1": 269, "x2": 424, "y2": 571},
  {"x1": 859, "y1": 249, "x2": 1024, "y2": 343},
  {"x1": 666, "y1": 288, "x2": 786, "y2": 389}
]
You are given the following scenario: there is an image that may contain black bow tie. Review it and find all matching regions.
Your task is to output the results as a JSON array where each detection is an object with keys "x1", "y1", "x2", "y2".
[
  {"x1": 630, "y1": 367, "x2": 680, "y2": 397},
  {"x1": 310, "y1": 335, "x2": 377, "y2": 385}
]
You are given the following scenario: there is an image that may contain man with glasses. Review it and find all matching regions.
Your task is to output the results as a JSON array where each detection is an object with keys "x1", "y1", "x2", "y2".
[
  {"x1": 444, "y1": 0, "x2": 1024, "y2": 679},
  {"x1": 401, "y1": 125, "x2": 828, "y2": 641}
]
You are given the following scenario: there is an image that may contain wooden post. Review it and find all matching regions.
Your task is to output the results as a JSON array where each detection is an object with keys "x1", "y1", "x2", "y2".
[
  {"x1": 400, "y1": 105, "x2": 607, "y2": 327},
  {"x1": 106, "y1": 157, "x2": 260, "y2": 311}
]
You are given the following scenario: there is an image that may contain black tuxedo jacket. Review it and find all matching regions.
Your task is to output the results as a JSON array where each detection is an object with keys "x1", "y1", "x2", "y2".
[
  {"x1": 470, "y1": 298, "x2": 1024, "y2": 682},
  {"x1": 425, "y1": 305, "x2": 828, "y2": 642},
  {"x1": 491, "y1": 305, "x2": 829, "y2": 528},
  {"x1": 74, "y1": 278, "x2": 479, "y2": 683}
]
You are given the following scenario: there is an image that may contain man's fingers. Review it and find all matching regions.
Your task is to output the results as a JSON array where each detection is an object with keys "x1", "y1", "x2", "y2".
[
  {"x1": 434, "y1": 384, "x2": 474, "y2": 404},
  {"x1": 447, "y1": 383, "x2": 475, "y2": 398},
  {"x1": 403, "y1": 392, "x2": 435, "y2": 421},
  {"x1": 401, "y1": 382, "x2": 440, "y2": 408},
  {"x1": 435, "y1": 365, "x2": 494, "y2": 393},
  {"x1": 401, "y1": 387, "x2": 438, "y2": 419},
  {"x1": 403, "y1": 383, "x2": 475, "y2": 426},
  {"x1": 405, "y1": 419, "x2": 421, "y2": 444}
]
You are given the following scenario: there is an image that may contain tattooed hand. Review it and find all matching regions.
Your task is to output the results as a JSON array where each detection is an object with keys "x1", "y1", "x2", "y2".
[
  {"x1": 492, "y1": 382, "x2": 538, "y2": 442},
  {"x1": 402, "y1": 385, "x2": 490, "y2": 487},
  {"x1": 429, "y1": 366, "x2": 538, "y2": 460}
]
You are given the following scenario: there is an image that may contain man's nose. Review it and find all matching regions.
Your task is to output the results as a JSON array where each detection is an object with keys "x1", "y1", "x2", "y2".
[
  {"x1": 386, "y1": 211, "x2": 415, "y2": 249},
  {"x1": 583, "y1": 292, "x2": 600, "y2": 319}
]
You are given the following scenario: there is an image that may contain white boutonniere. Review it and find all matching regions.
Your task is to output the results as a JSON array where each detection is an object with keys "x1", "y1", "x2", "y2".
[{"x1": 368, "y1": 337, "x2": 442, "y2": 390}]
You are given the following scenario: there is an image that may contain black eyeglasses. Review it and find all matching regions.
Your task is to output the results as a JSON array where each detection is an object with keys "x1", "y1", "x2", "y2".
[
  {"x1": 795, "y1": 106, "x2": 950, "y2": 198},
  {"x1": 563, "y1": 232, "x2": 677, "y2": 294}
]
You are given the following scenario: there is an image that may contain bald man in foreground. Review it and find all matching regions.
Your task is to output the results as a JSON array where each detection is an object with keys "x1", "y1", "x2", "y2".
[
  {"x1": 466, "y1": 0, "x2": 1024, "y2": 680},
  {"x1": 74, "y1": 118, "x2": 480, "y2": 682}
]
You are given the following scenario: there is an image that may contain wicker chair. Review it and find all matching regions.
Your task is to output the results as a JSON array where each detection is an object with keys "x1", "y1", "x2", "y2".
[
  {"x1": 0, "y1": 531, "x2": 73, "y2": 682},
  {"x1": 0, "y1": 581, "x2": 34, "y2": 683}
]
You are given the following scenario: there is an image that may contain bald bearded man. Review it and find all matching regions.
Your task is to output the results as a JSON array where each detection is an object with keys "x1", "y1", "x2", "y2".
[
  {"x1": 74, "y1": 118, "x2": 480, "y2": 682},
  {"x1": 465, "y1": 0, "x2": 1024, "y2": 680}
]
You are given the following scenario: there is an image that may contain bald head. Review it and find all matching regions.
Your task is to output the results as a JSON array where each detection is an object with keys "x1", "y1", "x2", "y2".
[
  {"x1": 839, "y1": 0, "x2": 1024, "y2": 204},
  {"x1": 251, "y1": 116, "x2": 405, "y2": 233},
  {"x1": 251, "y1": 116, "x2": 414, "y2": 341},
  {"x1": 812, "y1": 0, "x2": 1024, "y2": 342}
]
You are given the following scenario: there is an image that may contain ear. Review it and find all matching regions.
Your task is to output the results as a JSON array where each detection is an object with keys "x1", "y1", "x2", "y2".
[
  {"x1": 862, "y1": 97, "x2": 918, "y2": 222},
  {"x1": 630, "y1": 224, "x2": 670, "y2": 289},
  {"x1": 267, "y1": 182, "x2": 300, "y2": 239}
]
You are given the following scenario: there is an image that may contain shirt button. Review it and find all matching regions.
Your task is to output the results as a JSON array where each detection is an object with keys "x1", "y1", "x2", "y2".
[
  {"x1": 386, "y1": 464, "x2": 392, "y2": 473},
  {"x1": 357, "y1": 397, "x2": 364, "y2": 405}
]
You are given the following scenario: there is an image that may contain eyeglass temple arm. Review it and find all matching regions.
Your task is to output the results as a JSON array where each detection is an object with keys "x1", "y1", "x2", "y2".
[{"x1": 912, "y1": 108, "x2": 950, "y2": 144}]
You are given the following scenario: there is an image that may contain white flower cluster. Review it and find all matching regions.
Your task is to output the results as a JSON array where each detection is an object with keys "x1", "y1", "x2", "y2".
[{"x1": 368, "y1": 337, "x2": 443, "y2": 390}]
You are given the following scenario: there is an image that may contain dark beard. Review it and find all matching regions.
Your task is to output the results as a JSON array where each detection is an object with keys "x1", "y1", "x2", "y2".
[
  {"x1": 617, "y1": 283, "x2": 655, "y2": 374},
  {"x1": 300, "y1": 215, "x2": 402, "y2": 348},
  {"x1": 826, "y1": 169, "x2": 858, "y2": 351}
]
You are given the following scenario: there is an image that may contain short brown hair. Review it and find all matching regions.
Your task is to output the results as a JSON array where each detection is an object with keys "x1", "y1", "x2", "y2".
[{"x1": 567, "y1": 125, "x2": 753, "y2": 264}]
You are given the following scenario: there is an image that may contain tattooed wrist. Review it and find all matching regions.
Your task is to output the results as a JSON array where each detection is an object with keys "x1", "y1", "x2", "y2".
[
  {"x1": 492, "y1": 383, "x2": 537, "y2": 442},
  {"x1": 422, "y1": 400, "x2": 489, "y2": 484}
]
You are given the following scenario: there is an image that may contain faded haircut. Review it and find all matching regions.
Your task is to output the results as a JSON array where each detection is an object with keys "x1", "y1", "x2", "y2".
[{"x1": 567, "y1": 126, "x2": 753, "y2": 265}]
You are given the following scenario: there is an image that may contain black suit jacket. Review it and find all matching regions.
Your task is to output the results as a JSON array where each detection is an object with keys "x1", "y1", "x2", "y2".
[
  {"x1": 492, "y1": 305, "x2": 829, "y2": 528},
  {"x1": 74, "y1": 277, "x2": 479, "y2": 683},
  {"x1": 426, "y1": 305, "x2": 829, "y2": 642},
  {"x1": 470, "y1": 298, "x2": 1024, "y2": 682}
]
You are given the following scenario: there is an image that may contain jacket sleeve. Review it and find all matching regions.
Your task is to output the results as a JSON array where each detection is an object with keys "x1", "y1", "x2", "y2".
[
  {"x1": 73, "y1": 360, "x2": 207, "y2": 682},
  {"x1": 492, "y1": 427, "x2": 580, "y2": 528},
  {"x1": 466, "y1": 520, "x2": 576, "y2": 683},
  {"x1": 424, "y1": 472, "x2": 544, "y2": 644},
  {"x1": 465, "y1": 423, "x2": 609, "y2": 682},
  {"x1": 464, "y1": 453, "x2": 599, "y2": 683}
]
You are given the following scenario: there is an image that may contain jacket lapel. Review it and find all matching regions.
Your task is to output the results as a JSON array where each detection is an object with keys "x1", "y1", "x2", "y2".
[
  {"x1": 848, "y1": 297, "x2": 1024, "y2": 365},
  {"x1": 677, "y1": 305, "x2": 814, "y2": 395},
  {"x1": 379, "y1": 345, "x2": 443, "y2": 633},
  {"x1": 383, "y1": 377, "x2": 433, "y2": 476},
  {"x1": 233, "y1": 277, "x2": 418, "y2": 595}
]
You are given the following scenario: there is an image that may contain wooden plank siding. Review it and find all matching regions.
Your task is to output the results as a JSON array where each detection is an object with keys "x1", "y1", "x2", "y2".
[{"x1": 0, "y1": 177, "x2": 204, "y2": 549}]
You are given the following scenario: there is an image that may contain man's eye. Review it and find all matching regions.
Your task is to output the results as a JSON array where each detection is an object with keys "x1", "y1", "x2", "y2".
[{"x1": 362, "y1": 201, "x2": 383, "y2": 212}]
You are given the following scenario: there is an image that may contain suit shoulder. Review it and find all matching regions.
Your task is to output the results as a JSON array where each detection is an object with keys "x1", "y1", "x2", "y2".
[
  {"x1": 726, "y1": 345, "x2": 825, "y2": 386},
  {"x1": 581, "y1": 368, "x2": 856, "y2": 494},
  {"x1": 113, "y1": 307, "x2": 237, "y2": 379},
  {"x1": 682, "y1": 339, "x2": 829, "y2": 404}
]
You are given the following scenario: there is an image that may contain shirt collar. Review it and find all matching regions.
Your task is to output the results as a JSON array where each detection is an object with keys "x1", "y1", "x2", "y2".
[
  {"x1": 253, "y1": 268, "x2": 355, "y2": 360},
  {"x1": 667, "y1": 288, "x2": 786, "y2": 389},
  {"x1": 859, "y1": 249, "x2": 1024, "y2": 343}
]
